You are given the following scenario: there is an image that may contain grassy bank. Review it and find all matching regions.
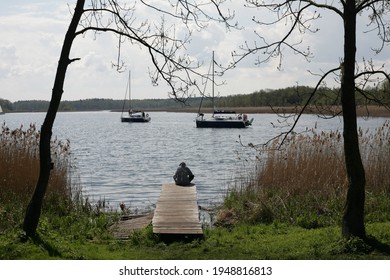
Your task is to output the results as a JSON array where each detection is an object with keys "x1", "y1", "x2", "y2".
[
  {"x1": 1, "y1": 221, "x2": 390, "y2": 259},
  {"x1": 1, "y1": 121, "x2": 390, "y2": 260}
]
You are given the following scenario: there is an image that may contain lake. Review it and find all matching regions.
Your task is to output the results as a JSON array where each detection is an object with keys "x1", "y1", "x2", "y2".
[{"x1": 2, "y1": 111, "x2": 388, "y2": 212}]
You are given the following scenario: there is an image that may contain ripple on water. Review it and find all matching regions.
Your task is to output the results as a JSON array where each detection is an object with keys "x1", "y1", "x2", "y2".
[{"x1": 2, "y1": 111, "x2": 386, "y2": 211}]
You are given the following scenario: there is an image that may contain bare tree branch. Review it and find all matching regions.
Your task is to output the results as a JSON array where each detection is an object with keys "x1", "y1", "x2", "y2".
[{"x1": 74, "y1": 0, "x2": 220, "y2": 102}]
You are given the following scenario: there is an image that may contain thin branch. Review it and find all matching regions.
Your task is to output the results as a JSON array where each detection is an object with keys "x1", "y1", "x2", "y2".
[{"x1": 277, "y1": 66, "x2": 342, "y2": 147}]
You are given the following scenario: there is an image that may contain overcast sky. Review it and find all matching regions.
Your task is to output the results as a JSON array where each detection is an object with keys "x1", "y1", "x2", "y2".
[{"x1": 0, "y1": 0, "x2": 389, "y2": 102}]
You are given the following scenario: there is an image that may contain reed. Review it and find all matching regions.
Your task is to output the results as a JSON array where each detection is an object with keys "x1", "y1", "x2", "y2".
[
  {"x1": 222, "y1": 120, "x2": 390, "y2": 228},
  {"x1": 0, "y1": 123, "x2": 72, "y2": 231}
]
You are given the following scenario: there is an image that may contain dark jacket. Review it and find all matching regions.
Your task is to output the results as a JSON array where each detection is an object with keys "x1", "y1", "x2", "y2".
[{"x1": 173, "y1": 166, "x2": 194, "y2": 186}]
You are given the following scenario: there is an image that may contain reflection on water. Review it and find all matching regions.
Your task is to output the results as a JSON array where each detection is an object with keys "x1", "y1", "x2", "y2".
[{"x1": 2, "y1": 111, "x2": 388, "y2": 212}]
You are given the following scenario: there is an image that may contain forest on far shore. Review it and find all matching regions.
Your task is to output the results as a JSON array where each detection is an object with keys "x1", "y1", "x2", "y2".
[{"x1": 1, "y1": 84, "x2": 389, "y2": 113}]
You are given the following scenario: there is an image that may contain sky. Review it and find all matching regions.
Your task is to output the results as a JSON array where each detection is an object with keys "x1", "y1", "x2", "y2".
[{"x1": 0, "y1": 0, "x2": 389, "y2": 102}]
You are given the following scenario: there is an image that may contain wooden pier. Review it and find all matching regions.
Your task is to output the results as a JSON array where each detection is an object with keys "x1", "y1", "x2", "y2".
[{"x1": 152, "y1": 183, "x2": 203, "y2": 236}]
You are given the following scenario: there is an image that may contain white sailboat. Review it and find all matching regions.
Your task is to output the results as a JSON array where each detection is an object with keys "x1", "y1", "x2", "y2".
[
  {"x1": 196, "y1": 51, "x2": 253, "y2": 128},
  {"x1": 0, "y1": 105, "x2": 4, "y2": 115},
  {"x1": 120, "y1": 71, "x2": 151, "y2": 123}
]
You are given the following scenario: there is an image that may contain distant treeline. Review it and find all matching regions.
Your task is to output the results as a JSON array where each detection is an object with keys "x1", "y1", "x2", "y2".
[
  {"x1": 1, "y1": 85, "x2": 389, "y2": 112},
  {"x1": 2, "y1": 98, "x2": 200, "y2": 112}
]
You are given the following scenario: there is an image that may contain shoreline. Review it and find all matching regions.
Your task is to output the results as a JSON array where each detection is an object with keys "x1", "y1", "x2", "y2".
[
  {"x1": 5, "y1": 105, "x2": 390, "y2": 117},
  {"x1": 145, "y1": 105, "x2": 390, "y2": 117}
]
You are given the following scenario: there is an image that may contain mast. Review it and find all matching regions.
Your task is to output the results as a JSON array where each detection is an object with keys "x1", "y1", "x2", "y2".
[
  {"x1": 212, "y1": 51, "x2": 214, "y2": 100},
  {"x1": 128, "y1": 70, "x2": 131, "y2": 111},
  {"x1": 197, "y1": 51, "x2": 216, "y2": 117},
  {"x1": 212, "y1": 51, "x2": 215, "y2": 115},
  {"x1": 120, "y1": 70, "x2": 132, "y2": 118}
]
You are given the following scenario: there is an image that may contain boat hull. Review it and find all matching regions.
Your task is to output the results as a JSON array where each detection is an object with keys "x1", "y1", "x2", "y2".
[
  {"x1": 196, "y1": 119, "x2": 250, "y2": 128},
  {"x1": 121, "y1": 116, "x2": 151, "y2": 123}
]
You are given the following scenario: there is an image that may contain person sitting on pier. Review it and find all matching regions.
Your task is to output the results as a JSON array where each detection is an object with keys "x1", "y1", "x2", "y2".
[{"x1": 173, "y1": 162, "x2": 194, "y2": 186}]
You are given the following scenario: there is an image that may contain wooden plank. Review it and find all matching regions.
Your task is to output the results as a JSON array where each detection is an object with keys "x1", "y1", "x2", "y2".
[
  {"x1": 152, "y1": 228, "x2": 203, "y2": 234},
  {"x1": 154, "y1": 210, "x2": 199, "y2": 215},
  {"x1": 152, "y1": 183, "x2": 203, "y2": 235},
  {"x1": 152, "y1": 218, "x2": 199, "y2": 223}
]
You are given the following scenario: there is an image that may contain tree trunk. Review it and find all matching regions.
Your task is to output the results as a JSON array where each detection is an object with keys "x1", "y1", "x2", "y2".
[
  {"x1": 341, "y1": 0, "x2": 366, "y2": 240},
  {"x1": 23, "y1": 0, "x2": 85, "y2": 237}
]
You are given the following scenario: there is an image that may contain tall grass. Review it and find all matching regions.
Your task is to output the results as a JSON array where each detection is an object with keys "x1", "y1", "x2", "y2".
[
  {"x1": 0, "y1": 122, "x2": 120, "y2": 243},
  {"x1": 0, "y1": 123, "x2": 77, "y2": 232},
  {"x1": 222, "y1": 120, "x2": 390, "y2": 228}
]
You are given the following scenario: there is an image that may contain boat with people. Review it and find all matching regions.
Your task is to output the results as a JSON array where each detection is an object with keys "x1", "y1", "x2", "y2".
[
  {"x1": 121, "y1": 110, "x2": 151, "y2": 123},
  {"x1": 196, "y1": 110, "x2": 252, "y2": 128},
  {"x1": 195, "y1": 51, "x2": 253, "y2": 128},
  {"x1": 120, "y1": 71, "x2": 151, "y2": 123}
]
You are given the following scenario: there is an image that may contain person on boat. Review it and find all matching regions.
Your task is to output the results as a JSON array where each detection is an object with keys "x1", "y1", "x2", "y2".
[{"x1": 173, "y1": 162, "x2": 194, "y2": 186}]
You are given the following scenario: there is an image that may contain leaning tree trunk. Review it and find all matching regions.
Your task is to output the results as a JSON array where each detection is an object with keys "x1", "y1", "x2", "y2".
[
  {"x1": 341, "y1": 0, "x2": 366, "y2": 240},
  {"x1": 23, "y1": 0, "x2": 85, "y2": 237}
]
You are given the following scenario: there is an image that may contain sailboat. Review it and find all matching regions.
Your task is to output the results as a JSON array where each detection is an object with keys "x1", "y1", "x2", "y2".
[
  {"x1": 0, "y1": 105, "x2": 4, "y2": 115},
  {"x1": 120, "y1": 71, "x2": 151, "y2": 123},
  {"x1": 196, "y1": 51, "x2": 254, "y2": 128}
]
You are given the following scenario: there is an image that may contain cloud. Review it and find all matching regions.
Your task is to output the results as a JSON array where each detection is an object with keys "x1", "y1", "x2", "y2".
[
  {"x1": 0, "y1": 45, "x2": 18, "y2": 78},
  {"x1": 0, "y1": 2, "x2": 70, "y2": 101},
  {"x1": 1, "y1": 1, "x2": 389, "y2": 102}
]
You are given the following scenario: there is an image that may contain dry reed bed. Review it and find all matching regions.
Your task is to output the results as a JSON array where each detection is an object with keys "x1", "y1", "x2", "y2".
[
  {"x1": 258, "y1": 121, "x2": 390, "y2": 194},
  {"x1": 0, "y1": 123, "x2": 71, "y2": 230}
]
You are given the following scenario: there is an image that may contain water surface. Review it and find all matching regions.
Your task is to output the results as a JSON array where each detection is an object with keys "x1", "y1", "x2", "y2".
[{"x1": 2, "y1": 111, "x2": 387, "y2": 211}]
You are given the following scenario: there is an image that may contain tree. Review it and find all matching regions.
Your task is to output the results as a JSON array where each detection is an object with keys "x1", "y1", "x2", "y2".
[
  {"x1": 0, "y1": 99, "x2": 13, "y2": 112},
  {"x1": 217, "y1": 0, "x2": 389, "y2": 239},
  {"x1": 22, "y1": 0, "x2": 217, "y2": 237}
]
